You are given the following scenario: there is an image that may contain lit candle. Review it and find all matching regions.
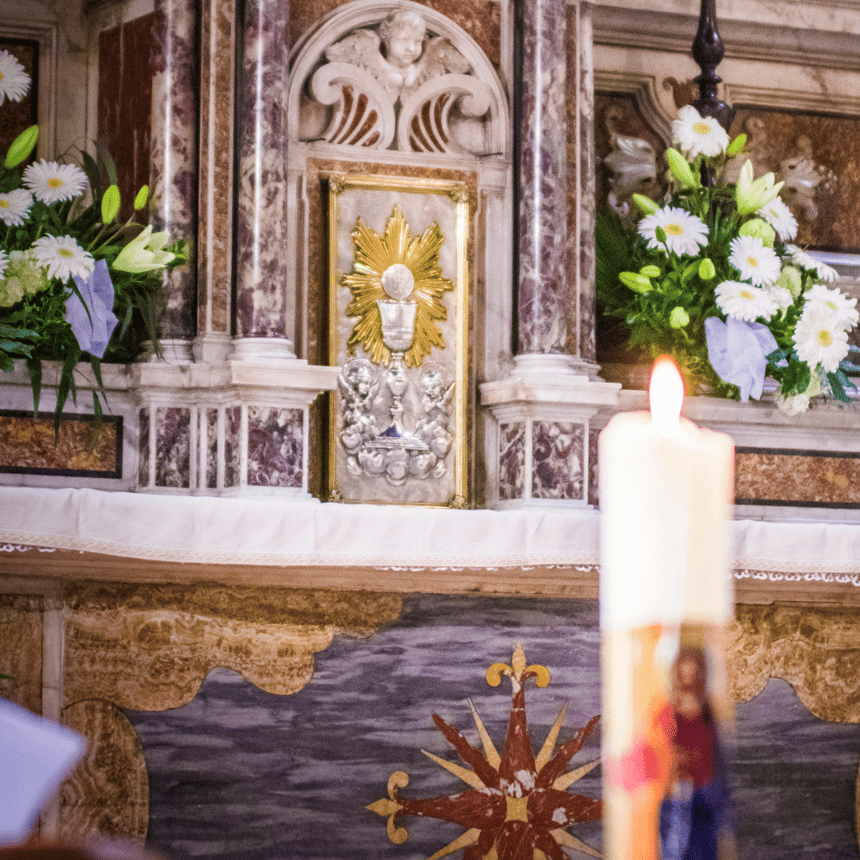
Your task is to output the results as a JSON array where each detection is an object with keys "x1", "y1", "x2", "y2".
[{"x1": 598, "y1": 356, "x2": 735, "y2": 860}]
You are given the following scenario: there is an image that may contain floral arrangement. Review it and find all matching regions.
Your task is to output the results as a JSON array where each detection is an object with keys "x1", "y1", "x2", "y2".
[
  {"x1": 0, "y1": 48, "x2": 186, "y2": 419},
  {"x1": 596, "y1": 104, "x2": 859, "y2": 415}
]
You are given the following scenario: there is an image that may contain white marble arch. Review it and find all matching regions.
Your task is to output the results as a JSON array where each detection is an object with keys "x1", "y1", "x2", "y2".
[{"x1": 285, "y1": 0, "x2": 513, "y2": 384}]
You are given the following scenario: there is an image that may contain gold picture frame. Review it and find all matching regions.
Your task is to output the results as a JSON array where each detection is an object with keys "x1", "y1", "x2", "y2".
[{"x1": 327, "y1": 173, "x2": 469, "y2": 506}]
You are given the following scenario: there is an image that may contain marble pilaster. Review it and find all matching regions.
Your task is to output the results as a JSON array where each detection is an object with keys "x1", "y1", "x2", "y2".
[
  {"x1": 151, "y1": 0, "x2": 199, "y2": 351},
  {"x1": 516, "y1": 0, "x2": 568, "y2": 356},
  {"x1": 233, "y1": 0, "x2": 294, "y2": 357},
  {"x1": 194, "y1": 0, "x2": 236, "y2": 365},
  {"x1": 481, "y1": 1, "x2": 617, "y2": 510}
]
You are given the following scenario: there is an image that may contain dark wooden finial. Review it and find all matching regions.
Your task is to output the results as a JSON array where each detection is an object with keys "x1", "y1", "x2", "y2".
[{"x1": 690, "y1": 0, "x2": 734, "y2": 131}]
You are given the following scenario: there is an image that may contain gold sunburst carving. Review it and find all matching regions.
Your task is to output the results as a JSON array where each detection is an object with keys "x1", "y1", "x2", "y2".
[{"x1": 342, "y1": 205, "x2": 453, "y2": 367}]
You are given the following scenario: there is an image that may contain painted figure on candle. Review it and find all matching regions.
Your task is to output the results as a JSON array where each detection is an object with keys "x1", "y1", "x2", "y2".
[
  {"x1": 658, "y1": 644, "x2": 730, "y2": 860},
  {"x1": 608, "y1": 635, "x2": 731, "y2": 860}
]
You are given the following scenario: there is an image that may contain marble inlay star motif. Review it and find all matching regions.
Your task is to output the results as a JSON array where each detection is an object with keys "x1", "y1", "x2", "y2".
[
  {"x1": 367, "y1": 644, "x2": 602, "y2": 859},
  {"x1": 342, "y1": 205, "x2": 453, "y2": 368}
]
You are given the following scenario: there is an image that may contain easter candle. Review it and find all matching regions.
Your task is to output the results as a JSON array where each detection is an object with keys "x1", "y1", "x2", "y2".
[{"x1": 598, "y1": 356, "x2": 735, "y2": 860}]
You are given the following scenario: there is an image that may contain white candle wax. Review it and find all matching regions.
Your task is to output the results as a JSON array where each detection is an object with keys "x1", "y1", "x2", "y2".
[{"x1": 598, "y1": 369, "x2": 735, "y2": 632}]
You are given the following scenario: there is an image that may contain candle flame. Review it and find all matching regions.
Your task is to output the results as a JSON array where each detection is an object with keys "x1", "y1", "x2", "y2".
[{"x1": 649, "y1": 355, "x2": 684, "y2": 434}]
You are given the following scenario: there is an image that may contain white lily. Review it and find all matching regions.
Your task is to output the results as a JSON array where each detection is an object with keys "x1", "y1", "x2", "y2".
[
  {"x1": 113, "y1": 225, "x2": 175, "y2": 274},
  {"x1": 735, "y1": 160, "x2": 784, "y2": 216}
]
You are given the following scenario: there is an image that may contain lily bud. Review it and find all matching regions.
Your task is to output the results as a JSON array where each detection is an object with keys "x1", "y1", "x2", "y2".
[
  {"x1": 619, "y1": 271, "x2": 653, "y2": 294},
  {"x1": 739, "y1": 217, "x2": 776, "y2": 248},
  {"x1": 101, "y1": 184, "x2": 120, "y2": 224},
  {"x1": 669, "y1": 306, "x2": 690, "y2": 328},
  {"x1": 133, "y1": 185, "x2": 149, "y2": 210},
  {"x1": 726, "y1": 133, "x2": 747, "y2": 156},
  {"x1": 631, "y1": 193, "x2": 658, "y2": 215},
  {"x1": 698, "y1": 258, "x2": 716, "y2": 280},
  {"x1": 4, "y1": 125, "x2": 39, "y2": 168},
  {"x1": 665, "y1": 147, "x2": 698, "y2": 189},
  {"x1": 639, "y1": 265, "x2": 661, "y2": 278}
]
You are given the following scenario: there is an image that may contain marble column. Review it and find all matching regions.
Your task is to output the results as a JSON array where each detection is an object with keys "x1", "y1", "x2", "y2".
[
  {"x1": 194, "y1": 0, "x2": 236, "y2": 365},
  {"x1": 232, "y1": 0, "x2": 295, "y2": 360},
  {"x1": 479, "y1": 0, "x2": 618, "y2": 509},
  {"x1": 516, "y1": 0, "x2": 568, "y2": 358},
  {"x1": 569, "y1": 0, "x2": 598, "y2": 366},
  {"x1": 150, "y1": 0, "x2": 199, "y2": 362}
]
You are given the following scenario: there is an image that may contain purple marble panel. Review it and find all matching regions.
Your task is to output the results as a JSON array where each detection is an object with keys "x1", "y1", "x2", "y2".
[
  {"x1": 206, "y1": 408, "x2": 218, "y2": 489},
  {"x1": 517, "y1": 0, "x2": 568, "y2": 355},
  {"x1": 151, "y1": 0, "x2": 199, "y2": 339},
  {"x1": 247, "y1": 407, "x2": 303, "y2": 488},
  {"x1": 531, "y1": 420, "x2": 584, "y2": 501},
  {"x1": 138, "y1": 407, "x2": 150, "y2": 487},
  {"x1": 155, "y1": 407, "x2": 191, "y2": 488},
  {"x1": 498, "y1": 421, "x2": 525, "y2": 501},
  {"x1": 234, "y1": 0, "x2": 289, "y2": 338},
  {"x1": 224, "y1": 405, "x2": 241, "y2": 488}
]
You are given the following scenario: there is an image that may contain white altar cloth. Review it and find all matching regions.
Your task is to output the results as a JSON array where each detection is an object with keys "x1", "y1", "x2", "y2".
[{"x1": 0, "y1": 487, "x2": 858, "y2": 574}]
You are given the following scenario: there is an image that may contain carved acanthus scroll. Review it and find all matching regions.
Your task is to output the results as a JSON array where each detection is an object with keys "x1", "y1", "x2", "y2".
[{"x1": 303, "y1": 9, "x2": 494, "y2": 155}]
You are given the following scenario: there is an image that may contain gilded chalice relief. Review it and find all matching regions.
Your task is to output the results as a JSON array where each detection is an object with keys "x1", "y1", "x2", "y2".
[{"x1": 328, "y1": 174, "x2": 468, "y2": 505}]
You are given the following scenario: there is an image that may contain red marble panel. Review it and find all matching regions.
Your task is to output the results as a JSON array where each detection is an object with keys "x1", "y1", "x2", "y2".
[
  {"x1": 730, "y1": 107, "x2": 860, "y2": 253},
  {"x1": 0, "y1": 411, "x2": 121, "y2": 476},
  {"x1": 98, "y1": 15, "x2": 155, "y2": 221},
  {"x1": 735, "y1": 448, "x2": 860, "y2": 507}
]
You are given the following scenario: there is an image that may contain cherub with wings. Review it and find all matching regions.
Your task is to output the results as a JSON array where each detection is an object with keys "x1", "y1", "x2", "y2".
[{"x1": 324, "y1": 9, "x2": 471, "y2": 104}]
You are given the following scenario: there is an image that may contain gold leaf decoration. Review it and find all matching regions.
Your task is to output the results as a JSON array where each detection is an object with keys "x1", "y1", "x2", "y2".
[{"x1": 342, "y1": 205, "x2": 453, "y2": 367}]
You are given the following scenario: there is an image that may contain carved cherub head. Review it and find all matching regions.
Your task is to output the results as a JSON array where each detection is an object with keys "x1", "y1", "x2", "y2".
[{"x1": 378, "y1": 9, "x2": 427, "y2": 70}]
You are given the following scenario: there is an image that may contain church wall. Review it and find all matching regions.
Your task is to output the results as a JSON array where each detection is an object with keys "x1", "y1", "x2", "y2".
[{"x1": 1, "y1": 1, "x2": 860, "y2": 857}]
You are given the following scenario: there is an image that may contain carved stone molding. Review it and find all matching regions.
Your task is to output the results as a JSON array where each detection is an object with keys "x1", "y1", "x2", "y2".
[
  {"x1": 729, "y1": 603, "x2": 860, "y2": 722},
  {"x1": 289, "y1": 0, "x2": 509, "y2": 158},
  {"x1": 63, "y1": 582, "x2": 403, "y2": 710}
]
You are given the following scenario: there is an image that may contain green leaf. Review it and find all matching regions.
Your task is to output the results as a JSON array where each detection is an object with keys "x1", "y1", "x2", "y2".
[
  {"x1": 96, "y1": 140, "x2": 118, "y2": 186},
  {"x1": 25, "y1": 357, "x2": 42, "y2": 415},
  {"x1": 80, "y1": 149, "x2": 101, "y2": 196}
]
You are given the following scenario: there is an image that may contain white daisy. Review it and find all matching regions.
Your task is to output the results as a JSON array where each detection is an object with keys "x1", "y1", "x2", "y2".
[
  {"x1": 23, "y1": 159, "x2": 88, "y2": 205},
  {"x1": 0, "y1": 249, "x2": 7, "y2": 280},
  {"x1": 0, "y1": 49, "x2": 30, "y2": 104},
  {"x1": 715, "y1": 280, "x2": 779, "y2": 322},
  {"x1": 786, "y1": 245, "x2": 839, "y2": 283},
  {"x1": 31, "y1": 234, "x2": 94, "y2": 282},
  {"x1": 638, "y1": 206, "x2": 709, "y2": 256},
  {"x1": 729, "y1": 234, "x2": 781, "y2": 287},
  {"x1": 757, "y1": 197, "x2": 798, "y2": 242},
  {"x1": 671, "y1": 105, "x2": 729, "y2": 158},
  {"x1": 0, "y1": 188, "x2": 33, "y2": 226},
  {"x1": 803, "y1": 283, "x2": 859, "y2": 331},
  {"x1": 793, "y1": 304, "x2": 850, "y2": 372}
]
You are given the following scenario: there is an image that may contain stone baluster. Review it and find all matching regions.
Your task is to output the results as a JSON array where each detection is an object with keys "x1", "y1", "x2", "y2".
[
  {"x1": 232, "y1": 0, "x2": 294, "y2": 361},
  {"x1": 150, "y1": 0, "x2": 199, "y2": 363}
]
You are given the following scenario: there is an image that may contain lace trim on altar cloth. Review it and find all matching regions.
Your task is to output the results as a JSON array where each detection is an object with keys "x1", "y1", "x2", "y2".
[{"x1": 4, "y1": 543, "x2": 859, "y2": 587}]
